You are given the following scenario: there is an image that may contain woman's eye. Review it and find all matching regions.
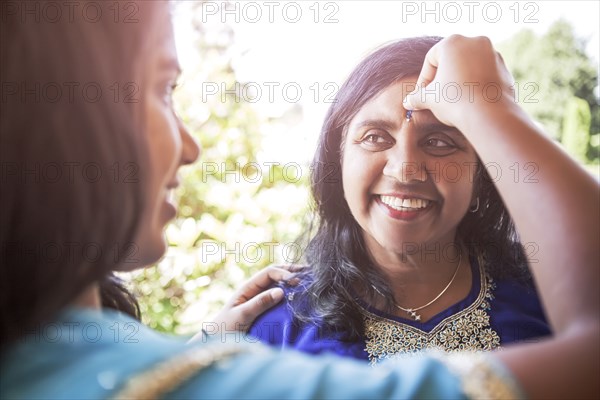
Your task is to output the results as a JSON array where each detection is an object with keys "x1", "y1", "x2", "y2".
[
  {"x1": 422, "y1": 136, "x2": 459, "y2": 155},
  {"x1": 359, "y1": 130, "x2": 393, "y2": 149},
  {"x1": 161, "y1": 82, "x2": 178, "y2": 105},
  {"x1": 364, "y1": 134, "x2": 383, "y2": 143},
  {"x1": 425, "y1": 138, "x2": 452, "y2": 148}
]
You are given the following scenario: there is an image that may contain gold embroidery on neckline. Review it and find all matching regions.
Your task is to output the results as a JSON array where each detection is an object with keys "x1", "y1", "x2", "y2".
[{"x1": 363, "y1": 258, "x2": 500, "y2": 365}]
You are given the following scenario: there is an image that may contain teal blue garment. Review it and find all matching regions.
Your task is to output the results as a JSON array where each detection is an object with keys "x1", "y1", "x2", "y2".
[{"x1": 1, "y1": 307, "x2": 467, "y2": 399}]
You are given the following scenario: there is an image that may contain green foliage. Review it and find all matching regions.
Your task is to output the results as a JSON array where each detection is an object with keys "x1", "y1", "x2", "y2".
[
  {"x1": 498, "y1": 20, "x2": 599, "y2": 163},
  {"x1": 123, "y1": 6, "x2": 310, "y2": 335},
  {"x1": 562, "y1": 96, "x2": 592, "y2": 163}
]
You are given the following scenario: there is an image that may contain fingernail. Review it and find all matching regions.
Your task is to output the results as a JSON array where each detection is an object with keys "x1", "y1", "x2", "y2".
[
  {"x1": 271, "y1": 287, "x2": 284, "y2": 301},
  {"x1": 403, "y1": 96, "x2": 413, "y2": 110},
  {"x1": 286, "y1": 277, "x2": 301, "y2": 286},
  {"x1": 283, "y1": 274, "x2": 300, "y2": 285}
]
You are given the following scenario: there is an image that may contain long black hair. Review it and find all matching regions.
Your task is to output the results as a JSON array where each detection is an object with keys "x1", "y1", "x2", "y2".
[
  {"x1": 293, "y1": 37, "x2": 531, "y2": 339},
  {"x1": 0, "y1": 2, "x2": 158, "y2": 351}
]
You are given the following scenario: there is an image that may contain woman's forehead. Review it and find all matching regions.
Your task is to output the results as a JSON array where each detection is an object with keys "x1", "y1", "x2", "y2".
[{"x1": 146, "y1": 8, "x2": 179, "y2": 70}]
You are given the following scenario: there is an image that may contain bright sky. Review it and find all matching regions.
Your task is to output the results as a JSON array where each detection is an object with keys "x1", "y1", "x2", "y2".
[{"x1": 174, "y1": 0, "x2": 600, "y2": 163}]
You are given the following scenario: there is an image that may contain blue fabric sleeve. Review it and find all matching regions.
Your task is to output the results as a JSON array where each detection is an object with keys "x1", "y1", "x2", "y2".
[
  {"x1": 0, "y1": 305, "x2": 523, "y2": 400},
  {"x1": 168, "y1": 344, "x2": 467, "y2": 400}
]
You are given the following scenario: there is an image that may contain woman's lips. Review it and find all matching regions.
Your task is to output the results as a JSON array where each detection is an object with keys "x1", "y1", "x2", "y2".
[
  {"x1": 375, "y1": 194, "x2": 434, "y2": 221},
  {"x1": 163, "y1": 189, "x2": 177, "y2": 219},
  {"x1": 163, "y1": 199, "x2": 177, "y2": 220}
]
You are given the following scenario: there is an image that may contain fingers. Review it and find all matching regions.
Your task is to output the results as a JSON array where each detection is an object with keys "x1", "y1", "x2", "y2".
[
  {"x1": 233, "y1": 266, "x2": 296, "y2": 306},
  {"x1": 415, "y1": 40, "x2": 441, "y2": 88},
  {"x1": 234, "y1": 287, "x2": 285, "y2": 330},
  {"x1": 273, "y1": 263, "x2": 308, "y2": 273},
  {"x1": 404, "y1": 40, "x2": 442, "y2": 111},
  {"x1": 403, "y1": 88, "x2": 428, "y2": 111},
  {"x1": 250, "y1": 287, "x2": 285, "y2": 312},
  {"x1": 288, "y1": 264, "x2": 308, "y2": 273},
  {"x1": 264, "y1": 265, "x2": 299, "y2": 283}
]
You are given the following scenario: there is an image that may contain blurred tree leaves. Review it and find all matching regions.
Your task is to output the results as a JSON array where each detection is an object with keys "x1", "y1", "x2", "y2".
[
  {"x1": 563, "y1": 96, "x2": 592, "y2": 163},
  {"x1": 123, "y1": 3, "x2": 310, "y2": 335},
  {"x1": 499, "y1": 20, "x2": 599, "y2": 164}
]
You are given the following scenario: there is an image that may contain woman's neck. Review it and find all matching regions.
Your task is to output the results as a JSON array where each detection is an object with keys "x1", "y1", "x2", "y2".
[
  {"x1": 364, "y1": 239, "x2": 473, "y2": 322},
  {"x1": 365, "y1": 235, "x2": 463, "y2": 285},
  {"x1": 72, "y1": 283, "x2": 102, "y2": 309}
]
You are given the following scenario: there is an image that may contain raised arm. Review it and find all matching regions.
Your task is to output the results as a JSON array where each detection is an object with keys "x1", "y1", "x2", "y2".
[{"x1": 405, "y1": 35, "x2": 599, "y2": 399}]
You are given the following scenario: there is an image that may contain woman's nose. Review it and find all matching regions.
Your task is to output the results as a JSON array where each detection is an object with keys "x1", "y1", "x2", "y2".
[
  {"x1": 178, "y1": 118, "x2": 201, "y2": 165},
  {"x1": 382, "y1": 139, "x2": 427, "y2": 183}
]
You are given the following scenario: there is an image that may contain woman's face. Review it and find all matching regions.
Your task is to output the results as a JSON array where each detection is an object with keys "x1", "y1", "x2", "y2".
[
  {"x1": 341, "y1": 79, "x2": 478, "y2": 262},
  {"x1": 134, "y1": 9, "x2": 200, "y2": 266}
]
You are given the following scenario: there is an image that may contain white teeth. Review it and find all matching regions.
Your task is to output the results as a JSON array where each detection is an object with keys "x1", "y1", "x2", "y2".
[{"x1": 380, "y1": 195, "x2": 430, "y2": 211}]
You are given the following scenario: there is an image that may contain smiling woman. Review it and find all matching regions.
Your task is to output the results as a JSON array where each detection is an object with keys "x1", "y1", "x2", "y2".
[{"x1": 248, "y1": 37, "x2": 551, "y2": 363}]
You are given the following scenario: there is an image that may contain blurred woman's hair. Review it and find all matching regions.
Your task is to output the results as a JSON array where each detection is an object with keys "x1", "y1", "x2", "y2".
[
  {"x1": 0, "y1": 2, "x2": 158, "y2": 350},
  {"x1": 292, "y1": 37, "x2": 531, "y2": 339}
]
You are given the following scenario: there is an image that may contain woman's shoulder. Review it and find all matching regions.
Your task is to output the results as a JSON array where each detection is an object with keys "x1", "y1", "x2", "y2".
[
  {"x1": 480, "y1": 253, "x2": 541, "y2": 312},
  {"x1": 246, "y1": 274, "x2": 369, "y2": 359},
  {"x1": 247, "y1": 279, "x2": 311, "y2": 343},
  {"x1": 487, "y1": 269, "x2": 553, "y2": 340},
  {"x1": 490, "y1": 267, "x2": 542, "y2": 309}
]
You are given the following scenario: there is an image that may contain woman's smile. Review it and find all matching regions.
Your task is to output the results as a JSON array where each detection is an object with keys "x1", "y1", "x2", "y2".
[{"x1": 375, "y1": 194, "x2": 435, "y2": 221}]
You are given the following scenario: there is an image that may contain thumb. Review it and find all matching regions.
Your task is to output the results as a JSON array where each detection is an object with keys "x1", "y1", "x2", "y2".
[{"x1": 403, "y1": 85, "x2": 429, "y2": 111}]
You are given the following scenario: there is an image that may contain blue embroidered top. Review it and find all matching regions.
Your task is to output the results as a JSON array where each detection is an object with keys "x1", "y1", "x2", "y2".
[{"x1": 248, "y1": 257, "x2": 552, "y2": 364}]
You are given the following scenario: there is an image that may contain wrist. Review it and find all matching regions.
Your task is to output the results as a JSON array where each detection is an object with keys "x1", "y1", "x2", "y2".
[{"x1": 455, "y1": 96, "x2": 522, "y2": 139}]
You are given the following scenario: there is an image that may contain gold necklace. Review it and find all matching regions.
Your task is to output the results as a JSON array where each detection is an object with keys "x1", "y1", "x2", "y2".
[{"x1": 372, "y1": 248, "x2": 462, "y2": 321}]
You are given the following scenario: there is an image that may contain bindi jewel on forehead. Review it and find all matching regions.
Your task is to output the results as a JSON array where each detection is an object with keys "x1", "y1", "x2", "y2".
[{"x1": 405, "y1": 110, "x2": 413, "y2": 122}]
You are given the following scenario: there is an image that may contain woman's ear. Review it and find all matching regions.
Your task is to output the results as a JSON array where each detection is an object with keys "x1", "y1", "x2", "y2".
[
  {"x1": 469, "y1": 197, "x2": 480, "y2": 213},
  {"x1": 469, "y1": 162, "x2": 483, "y2": 213}
]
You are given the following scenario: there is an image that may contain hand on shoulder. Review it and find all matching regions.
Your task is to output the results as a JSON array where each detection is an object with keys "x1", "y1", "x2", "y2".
[{"x1": 189, "y1": 264, "x2": 302, "y2": 342}]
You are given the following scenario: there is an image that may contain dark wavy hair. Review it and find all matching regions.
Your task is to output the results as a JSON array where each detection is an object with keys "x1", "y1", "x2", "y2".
[
  {"x1": 0, "y1": 2, "x2": 158, "y2": 351},
  {"x1": 293, "y1": 37, "x2": 532, "y2": 339}
]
